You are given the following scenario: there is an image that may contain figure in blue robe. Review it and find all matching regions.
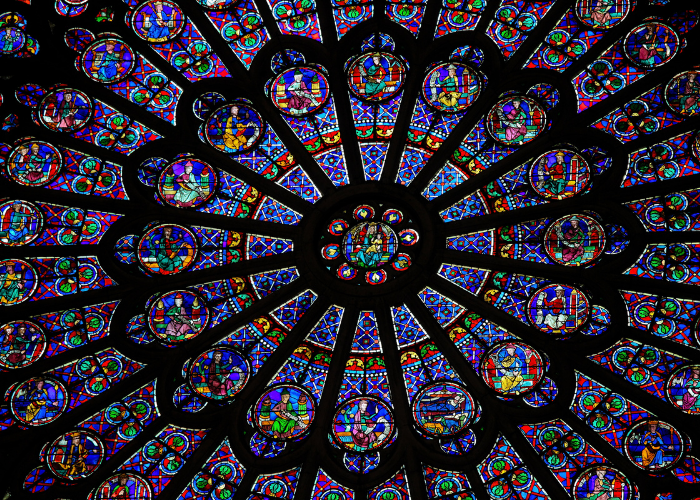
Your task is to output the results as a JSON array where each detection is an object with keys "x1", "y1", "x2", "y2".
[
  {"x1": 147, "y1": 2, "x2": 172, "y2": 42},
  {"x1": 94, "y1": 42, "x2": 120, "y2": 82}
]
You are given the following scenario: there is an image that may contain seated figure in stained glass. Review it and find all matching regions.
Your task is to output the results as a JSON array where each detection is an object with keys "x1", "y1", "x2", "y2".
[
  {"x1": 11, "y1": 376, "x2": 66, "y2": 425},
  {"x1": 147, "y1": 1, "x2": 173, "y2": 41},
  {"x1": 1, "y1": 261, "x2": 29, "y2": 305},
  {"x1": 0, "y1": 321, "x2": 43, "y2": 368},
  {"x1": 0, "y1": 201, "x2": 41, "y2": 245},
  {"x1": 223, "y1": 105, "x2": 261, "y2": 152},
  {"x1": 257, "y1": 386, "x2": 311, "y2": 439},
  {"x1": 8, "y1": 142, "x2": 61, "y2": 186}
]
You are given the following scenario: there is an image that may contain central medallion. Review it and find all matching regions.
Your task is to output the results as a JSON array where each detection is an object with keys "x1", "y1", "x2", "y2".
[
  {"x1": 298, "y1": 184, "x2": 437, "y2": 300},
  {"x1": 343, "y1": 222, "x2": 398, "y2": 270},
  {"x1": 319, "y1": 201, "x2": 420, "y2": 286}
]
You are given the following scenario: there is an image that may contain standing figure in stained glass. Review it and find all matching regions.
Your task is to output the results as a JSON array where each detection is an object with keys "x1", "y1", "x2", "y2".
[
  {"x1": 360, "y1": 55, "x2": 389, "y2": 98},
  {"x1": 9, "y1": 145, "x2": 31, "y2": 183},
  {"x1": 207, "y1": 350, "x2": 244, "y2": 397},
  {"x1": 0, "y1": 201, "x2": 39, "y2": 245},
  {"x1": 173, "y1": 161, "x2": 210, "y2": 207},
  {"x1": 146, "y1": 1, "x2": 172, "y2": 42},
  {"x1": 223, "y1": 105, "x2": 260, "y2": 152},
  {"x1": 497, "y1": 98, "x2": 528, "y2": 143},
  {"x1": 535, "y1": 285, "x2": 567, "y2": 330},
  {"x1": 28, "y1": 143, "x2": 53, "y2": 183},
  {"x1": 287, "y1": 70, "x2": 320, "y2": 115},
  {"x1": 0, "y1": 323, "x2": 41, "y2": 367},
  {"x1": 268, "y1": 389, "x2": 308, "y2": 439},
  {"x1": 1, "y1": 26, "x2": 21, "y2": 53},
  {"x1": 0, "y1": 263, "x2": 25, "y2": 305}
]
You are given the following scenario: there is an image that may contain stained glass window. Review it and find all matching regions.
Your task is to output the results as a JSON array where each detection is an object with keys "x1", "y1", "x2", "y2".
[{"x1": 2, "y1": 0, "x2": 700, "y2": 498}]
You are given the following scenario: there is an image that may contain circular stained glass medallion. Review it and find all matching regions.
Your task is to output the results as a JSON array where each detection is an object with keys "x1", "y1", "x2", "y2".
[
  {"x1": 157, "y1": 158, "x2": 217, "y2": 208},
  {"x1": 204, "y1": 103, "x2": 264, "y2": 154},
  {"x1": 624, "y1": 22, "x2": 679, "y2": 69},
  {"x1": 38, "y1": 88, "x2": 93, "y2": 133},
  {"x1": 411, "y1": 381, "x2": 475, "y2": 437},
  {"x1": 666, "y1": 364, "x2": 700, "y2": 414},
  {"x1": 81, "y1": 38, "x2": 135, "y2": 84},
  {"x1": 0, "y1": 27, "x2": 25, "y2": 55},
  {"x1": 486, "y1": 95, "x2": 546, "y2": 145},
  {"x1": 45, "y1": 430, "x2": 104, "y2": 480},
  {"x1": 10, "y1": 376, "x2": 68, "y2": 425},
  {"x1": 253, "y1": 385, "x2": 316, "y2": 440},
  {"x1": 271, "y1": 66, "x2": 330, "y2": 117},
  {"x1": 623, "y1": 418, "x2": 685, "y2": 471},
  {"x1": 342, "y1": 222, "x2": 398, "y2": 270},
  {"x1": 6, "y1": 141, "x2": 63, "y2": 187},
  {"x1": 0, "y1": 259, "x2": 38, "y2": 305},
  {"x1": 147, "y1": 290, "x2": 209, "y2": 343},
  {"x1": 132, "y1": 1, "x2": 186, "y2": 43},
  {"x1": 543, "y1": 214, "x2": 606, "y2": 266},
  {"x1": 137, "y1": 224, "x2": 198, "y2": 275},
  {"x1": 526, "y1": 284, "x2": 590, "y2": 336},
  {"x1": 347, "y1": 52, "x2": 406, "y2": 102},
  {"x1": 480, "y1": 342, "x2": 545, "y2": 396},
  {"x1": 332, "y1": 396, "x2": 394, "y2": 452},
  {"x1": 189, "y1": 347, "x2": 250, "y2": 401},
  {"x1": 529, "y1": 149, "x2": 590, "y2": 200},
  {"x1": 575, "y1": 0, "x2": 631, "y2": 29},
  {"x1": 422, "y1": 62, "x2": 481, "y2": 113},
  {"x1": 0, "y1": 321, "x2": 45, "y2": 369},
  {"x1": 665, "y1": 70, "x2": 700, "y2": 117},
  {"x1": 0, "y1": 200, "x2": 43, "y2": 246}
]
